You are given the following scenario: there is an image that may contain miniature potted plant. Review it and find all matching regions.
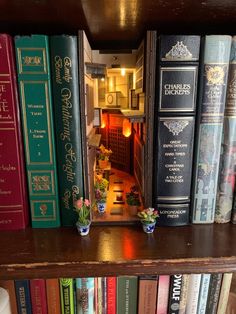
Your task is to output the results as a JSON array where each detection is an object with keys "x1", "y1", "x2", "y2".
[
  {"x1": 126, "y1": 185, "x2": 141, "y2": 216},
  {"x1": 74, "y1": 197, "x2": 91, "y2": 236},
  {"x1": 94, "y1": 174, "x2": 109, "y2": 213},
  {"x1": 97, "y1": 144, "x2": 112, "y2": 168},
  {"x1": 137, "y1": 207, "x2": 159, "y2": 233}
]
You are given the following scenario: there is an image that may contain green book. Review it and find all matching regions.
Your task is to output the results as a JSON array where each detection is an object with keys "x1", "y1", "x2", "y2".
[
  {"x1": 117, "y1": 276, "x2": 138, "y2": 314},
  {"x1": 60, "y1": 278, "x2": 75, "y2": 314},
  {"x1": 50, "y1": 35, "x2": 84, "y2": 226},
  {"x1": 14, "y1": 35, "x2": 60, "y2": 227}
]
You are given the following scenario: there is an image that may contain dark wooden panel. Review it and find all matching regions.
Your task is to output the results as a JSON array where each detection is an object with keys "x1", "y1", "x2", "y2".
[{"x1": 0, "y1": 224, "x2": 236, "y2": 279}]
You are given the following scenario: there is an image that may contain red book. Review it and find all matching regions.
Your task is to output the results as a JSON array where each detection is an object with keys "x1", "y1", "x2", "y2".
[
  {"x1": 46, "y1": 279, "x2": 61, "y2": 314},
  {"x1": 30, "y1": 279, "x2": 47, "y2": 314},
  {"x1": 107, "y1": 277, "x2": 116, "y2": 314},
  {"x1": 0, "y1": 34, "x2": 29, "y2": 230},
  {"x1": 156, "y1": 275, "x2": 170, "y2": 314}
]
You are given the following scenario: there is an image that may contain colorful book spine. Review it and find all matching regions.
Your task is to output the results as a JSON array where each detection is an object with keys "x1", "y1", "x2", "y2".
[
  {"x1": 75, "y1": 277, "x2": 94, "y2": 314},
  {"x1": 15, "y1": 279, "x2": 32, "y2": 314},
  {"x1": 215, "y1": 37, "x2": 236, "y2": 223},
  {"x1": 196, "y1": 274, "x2": 211, "y2": 314},
  {"x1": 117, "y1": 276, "x2": 138, "y2": 314},
  {"x1": 185, "y1": 274, "x2": 201, "y2": 314},
  {"x1": 0, "y1": 33, "x2": 29, "y2": 230},
  {"x1": 153, "y1": 35, "x2": 201, "y2": 226},
  {"x1": 138, "y1": 275, "x2": 158, "y2": 314},
  {"x1": 168, "y1": 274, "x2": 183, "y2": 314},
  {"x1": 96, "y1": 277, "x2": 102, "y2": 314},
  {"x1": 107, "y1": 277, "x2": 116, "y2": 314},
  {"x1": 46, "y1": 279, "x2": 61, "y2": 314},
  {"x1": 60, "y1": 278, "x2": 75, "y2": 314},
  {"x1": 179, "y1": 274, "x2": 190, "y2": 314},
  {"x1": 216, "y1": 273, "x2": 233, "y2": 314},
  {"x1": 192, "y1": 35, "x2": 232, "y2": 223},
  {"x1": 0, "y1": 280, "x2": 18, "y2": 314},
  {"x1": 14, "y1": 34, "x2": 60, "y2": 228},
  {"x1": 30, "y1": 279, "x2": 47, "y2": 314},
  {"x1": 205, "y1": 273, "x2": 222, "y2": 314},
  {"x1": 50, "y1": 35, "x2": 84, "y2": 226},
  {"x1": 156, "y1": 275, "x2": 170, "y2": 314}
]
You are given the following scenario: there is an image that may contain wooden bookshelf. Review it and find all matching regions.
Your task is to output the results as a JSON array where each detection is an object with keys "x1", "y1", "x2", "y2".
[{"x1": 0, "y1": 224, "x2": 236, "y2": 280}]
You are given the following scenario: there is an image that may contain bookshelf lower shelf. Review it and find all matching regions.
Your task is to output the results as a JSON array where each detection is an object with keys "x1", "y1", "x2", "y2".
[{"x1": 0, "y1": 224, "x2": 236, "y2": 279}]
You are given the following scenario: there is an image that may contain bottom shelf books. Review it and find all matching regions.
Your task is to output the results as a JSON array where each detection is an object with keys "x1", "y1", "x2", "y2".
[{"x1": 0, "y1": 272, "x2": 233, "y2": 314}]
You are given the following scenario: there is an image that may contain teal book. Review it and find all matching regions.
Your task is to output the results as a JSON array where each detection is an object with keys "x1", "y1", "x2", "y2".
[
  {"x1": 117, "y1": 276, "x2": 138, "y2": 314},
  {"x1": 192, "y1": 35, "x2": 232, "y2": 223},
  {"x1": 50, "y1": 35, "x2": 84, "y2": 226},
  {"x1": 14, "y1": 35, "x2": 60, "y2": 227},
  {"x1": 60, "y1": 278, "x2": 75, "y2": 314},
  {"x1": 76, "y1": 278, "x2": 94, "y2": 314}
]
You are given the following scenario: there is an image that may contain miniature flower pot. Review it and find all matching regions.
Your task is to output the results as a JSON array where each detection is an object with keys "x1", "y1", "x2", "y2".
[
  {"x1": 142, "y1": 222, "x2": 156, "y2": 234},
  {"x1": 99, "y1": 159, "x2": 108, "y2": 169},
  {"x1": 76, "y1": 221, "x2": 91, "y2": 236},
  {"x1": 97, "y1": 201, "x2": 106, "y2": 213},
  {"x1": 129, "y1": 205, "x2": 138, "y2": 216}
]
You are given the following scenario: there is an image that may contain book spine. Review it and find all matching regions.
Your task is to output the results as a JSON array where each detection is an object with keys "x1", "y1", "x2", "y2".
[
  {"x1": 232, "y1": 191, "x2": 236, "y2": 223},
  {"x1": 216, "y1": 273, "x2": 233, "y2": 314},
  {"x1": 192, "y1": 35, "x2": 232, "y2": 223},
  {"x1": 15, "y1": 279, "x2": 32, "y2": 314},
  {"x1": 30, "y1": 279, "x2": 47, "y2": 314},
  {"x1": 196, "y1": 274, "x2": 211, "y2": 314},
  {"x1": 97, "y1": 277, "x2": 102, "y2": 314},
  {"x1": 117, "y1": 276, "x2": 138, "y2": 314},
  {"x1": 185, "y1": 274, "x2": 201, "y2": 314},
  {"x1": 179, "y1": 274, "x2": 190, "y2": 314},
  {"x1": 156, "y1": 275, "x2": 170, "y2": 314},
  {"x1": 205, "y1": 273, "x2": 223, "y2": 314},
  {"x1": 50, "y1": 35, "x2": 84, "y2": 226},
  {"x1": 168, "y1": 274, "x2": 183, "y2": 314},
  {"x1": 154, "y1": 35, "x2": 201, "y2": 226},
  {"x1": 75, "y1": 277, "x2": 95, "y2": 314},
  {"x1": 0, "y1": 280, "x2": 18, "y2": 314},
  {"x1": 107, "y1": 277, "x2": 116, "y2": 314},
  {"x1": 215, "y1": 37, "x2": 236, "y2": 223},
  {"x1": 0, "y1": 33, "x2": 29, "y2": 230},
  {"x1": 102, "y1": 277, "x2": 107, "y2": 314},
  {"x1": 46, "y1": 279, "x2": 61, "y2": 314},
  {"x1": 138, "y1": 275, "x2": 158, "y2": 314},
  {"x1": 60, "y1": 278, "x2": 75, "y2": 314},
  {"x1": 14, "y1": 34, "x2": 60, "y2": 228}
]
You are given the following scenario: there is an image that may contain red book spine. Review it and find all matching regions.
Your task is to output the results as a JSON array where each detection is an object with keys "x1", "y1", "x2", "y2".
[
  {"x1": 107, "y1": 277, "x2": 116, "y2": 314},
  {"x1": 0, "y1": 34, "x2": 29, "y2": 230},
  {"x1": 30, "y1": 279, "x2": 48, "y2": 314},
  {"x1": 46, "y1": 279, "x2": 61, "y2": 314}
]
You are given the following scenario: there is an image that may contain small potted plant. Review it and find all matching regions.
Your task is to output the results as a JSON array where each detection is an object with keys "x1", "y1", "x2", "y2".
[
  {"x1": 126, "y1": 185, "x2": 141, "y2": 216},
  {"x1": 97, "y1": 144, "x2": 112, "y2": 168},
  {"x1": 94, "y1": 174, "x2": 109, "y2": 213},
  {"x1": 74, "y1": 197, "x2": 91, "y2": 236},
  {"x1": 137, "y1": 207, "x2": 159, "y2": 233}
]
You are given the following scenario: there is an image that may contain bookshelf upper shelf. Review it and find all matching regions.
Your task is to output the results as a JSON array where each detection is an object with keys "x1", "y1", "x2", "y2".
[
  {"x1": 0, "y1": 224, "x2": 236, "y2": 279},
  {"x1": 1, "y1": 0, "x2": 236, "y2": 49}
]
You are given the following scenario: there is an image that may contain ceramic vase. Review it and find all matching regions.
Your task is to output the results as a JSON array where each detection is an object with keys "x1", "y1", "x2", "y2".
[
  {"x1": 76, "y1": 221, "x2": 91, "y2": 236},
  {"x1": 142, "y1": 222, "x2": 156, "y2": 234}
]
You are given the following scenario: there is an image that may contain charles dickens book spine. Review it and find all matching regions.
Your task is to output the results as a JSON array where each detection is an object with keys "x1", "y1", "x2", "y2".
[
  {"x1": 153, "y1": 35, "x2": 200, "y2": 226},
  {"x1": 117, "y1": 276, "x2": 138, "y2": 314},
  {"x1": 75, "y1": 278, "x2": 94, "y2": 314},
  {"x1": 215, "y1": 36, "x2": 236, "y2": 223},
  {"x1": 50, "y1": 35, "x2": 84, "y2": 226},
  {"x1": 15, "y1": 279, "x2": 32, "y2": 314},
  {"x1": 168, "y1": 274, "x2": 183, "y2": 314},
  {"x1": 59, "y1": 278, "x2": 75, "y2": 314},
  {"x1": 14, "y1": 35, "x2": 60, "y2": 228},
  {"x1": 0, "y1": 34, "x2": 29, "y2": 230},
  {"x1": 192, "y1": 35, "x2": 232, "y2": 224}
]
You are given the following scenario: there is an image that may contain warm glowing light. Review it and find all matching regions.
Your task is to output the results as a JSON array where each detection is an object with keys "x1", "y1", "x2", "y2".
[
  {"x1": 101, "y1": 77, "x2": 105, "y2": 82},
  {"x1": 121, "y1": 68, "x2": 126, "y2": 76},
  {"x1": 122, "y1": 118, "x2": 132, "y2": 137},
  {"x1": 101, "y1": 114, "x2": 107, "y2": 128}
]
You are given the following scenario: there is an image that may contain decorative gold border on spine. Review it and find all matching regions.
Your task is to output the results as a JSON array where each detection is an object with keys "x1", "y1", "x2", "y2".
[
  {"x1": 28, "y1": 170, "x2": 55, "y2": 196},
  {"x1": 31, "y1": 200, "x2": 56, "y2": 221}
]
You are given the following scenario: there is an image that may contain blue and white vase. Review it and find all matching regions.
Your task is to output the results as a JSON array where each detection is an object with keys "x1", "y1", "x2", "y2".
[
  {"x1": 76, "y1": 221, "x2": 91, "y2": 236},
  {"x1": 142, "y1": 222, "x2": 156, "y2": 234},
  {"x1": 97, "y1": 201, "x2": 106, "y2": 214}
]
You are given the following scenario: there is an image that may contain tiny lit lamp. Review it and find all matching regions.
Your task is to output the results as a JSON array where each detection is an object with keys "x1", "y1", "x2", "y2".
[
  {"x1": 122, "y1": 118, "x2": 132, "y2": 137},
  {"x1": 101, "y1": 114, "x2": 107, "y2": 128},
  {"x1": 121, "y1": 68, "x2": 126, "y2": 76}
]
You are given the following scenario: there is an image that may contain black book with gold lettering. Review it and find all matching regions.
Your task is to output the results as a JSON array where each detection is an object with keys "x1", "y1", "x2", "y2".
[{"x1": 153, "y1": 35, "x2": 201, "y2": 226}]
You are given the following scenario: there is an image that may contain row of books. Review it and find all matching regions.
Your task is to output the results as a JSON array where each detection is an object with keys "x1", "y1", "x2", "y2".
[
  {"x1": 0, "y1": 273, "x2": 233, "y2": 314},
  {"x1": 153, "y1": 35, "x2": 236, "y2": 226}
]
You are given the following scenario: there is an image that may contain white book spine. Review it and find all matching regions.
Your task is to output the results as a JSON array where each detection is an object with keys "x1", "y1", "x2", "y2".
[{"x1": 186, "y1": 274, "x2": 201, "y2": 314}]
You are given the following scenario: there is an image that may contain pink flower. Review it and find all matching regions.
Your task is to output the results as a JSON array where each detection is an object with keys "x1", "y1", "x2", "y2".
[
  {"x1": 84, "y1": 199, "x2": 90, "y2": 206},
  {"x1": 75, "y1": 198, "x2": 83, "y2": 209}
]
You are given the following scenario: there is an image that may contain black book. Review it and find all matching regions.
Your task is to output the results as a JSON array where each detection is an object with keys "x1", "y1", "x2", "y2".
[{"x1": 153, "y1": 35, "x2": 201, "y2": 226}]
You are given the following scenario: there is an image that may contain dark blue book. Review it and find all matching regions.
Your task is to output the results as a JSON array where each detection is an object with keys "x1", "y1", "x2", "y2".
[{"x1": 15, "y1": 279, "x2": 32, "y2": 314}]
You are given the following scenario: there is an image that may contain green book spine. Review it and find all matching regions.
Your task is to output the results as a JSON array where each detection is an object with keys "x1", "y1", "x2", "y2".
[
  {"x1": 117, "y1": 276, "x2": 138, "y2": 314},
  {"x1": 59, "y1": 278, "x2": 75, "y2": 314},
  {"x1": 50, "y1": 35, "x2": 84, "y2": 226},
  {"x1": 14, "y1": 35, "x2": 60, "y2": 227}
]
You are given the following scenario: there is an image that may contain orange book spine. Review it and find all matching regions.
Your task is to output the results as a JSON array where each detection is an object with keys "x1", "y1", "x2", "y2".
[
  {"x1": 46, "y1": 279, "x2": 61, "y2": 314},
  {"x1": 0, "y1": 280, "x2": 18, "y2": 314}
]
